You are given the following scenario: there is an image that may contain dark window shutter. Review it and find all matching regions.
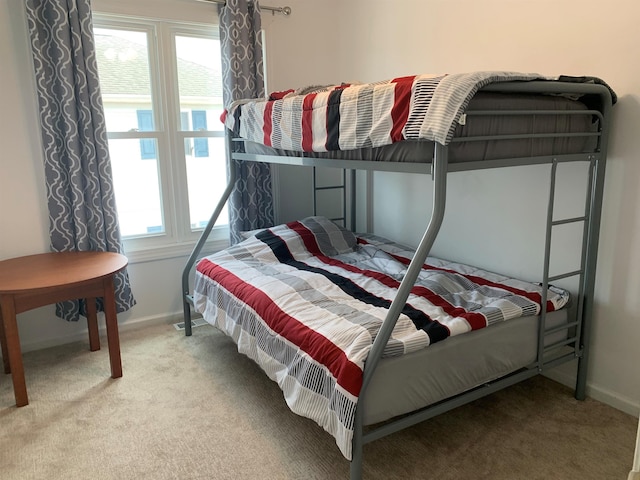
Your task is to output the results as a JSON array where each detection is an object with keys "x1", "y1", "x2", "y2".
[
  {"x1": 136, "y1": 110, "x2": 156, "y2": 160},
  {"x1": 192, "y1": 110, "x2": 209, "y2": 157}
]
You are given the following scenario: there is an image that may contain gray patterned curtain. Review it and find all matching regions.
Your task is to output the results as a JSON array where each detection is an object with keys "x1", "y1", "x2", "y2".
[
  {"x1": 25, "y1": 0, "x2": 136, "y2": 321},
  {"x1": 219, "y1": 0, "x2": 274, "y2": 244}
]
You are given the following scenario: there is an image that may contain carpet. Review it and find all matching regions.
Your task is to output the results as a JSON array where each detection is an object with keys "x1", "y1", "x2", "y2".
[{"x1": 0, "y1": 322, "x2": 636, "y2": 479}]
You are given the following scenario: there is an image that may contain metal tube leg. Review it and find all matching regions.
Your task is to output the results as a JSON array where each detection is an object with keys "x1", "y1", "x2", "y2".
[
  {"x1": 181, "y1": 130, "x2": 237, "y2": 337},
  {"x1": 350, "y1": 406, "x2": 364, "y2": 480},
  {"x1": 184, "y1": 301, "x2": 193, "y2": 337},
  {"x1": 575, "y1": 354, "x2": 588, "y2": 400},
  {"x1": 350, "y1": 458, "x2": 363, "y2": 480}
]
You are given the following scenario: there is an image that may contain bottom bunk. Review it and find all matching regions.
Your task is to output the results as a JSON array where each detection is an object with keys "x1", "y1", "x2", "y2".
[{"x1": 192, "y1": 216, "x2": 575, "y2": 472}]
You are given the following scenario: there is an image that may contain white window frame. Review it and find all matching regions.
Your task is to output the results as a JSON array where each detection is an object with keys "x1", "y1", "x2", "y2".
[{"x1": 92, "y1": 12, "x2": 228, "y2": 263}]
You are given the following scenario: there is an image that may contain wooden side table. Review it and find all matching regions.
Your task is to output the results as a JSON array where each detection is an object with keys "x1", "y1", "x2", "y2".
[{"x1": 0, "y1": 251, "x2": 129, "y2": 407}]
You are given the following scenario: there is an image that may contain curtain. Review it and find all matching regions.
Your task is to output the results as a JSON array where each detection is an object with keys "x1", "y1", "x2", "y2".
[
  {"x1": 25, "y1": 0, "x2": 136, "y2": 321},
  {"x1": 219, "y1": 0, "x2": 274, "y2": 244}
]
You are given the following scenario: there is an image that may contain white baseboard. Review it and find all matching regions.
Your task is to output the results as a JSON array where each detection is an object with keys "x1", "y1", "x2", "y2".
[
  {"x1": 544, "y1": 369, "x2": 640, "y2": 417},
  {"x1": 20, "y1": 311, "x2": 190, "y2": 354},
  {"x1": 628, "y1": 471, "x2": 640, "y2": 480}
]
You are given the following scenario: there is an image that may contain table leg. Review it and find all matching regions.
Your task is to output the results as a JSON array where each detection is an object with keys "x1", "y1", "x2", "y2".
[
  {"x1": 86, "y1": 297, "x2": 100, "y2": 352},
  {"x1": 0, "y1": 295, "x2": 28, "y2": 407},
  {"x1": 103, "y1": 276, "x2": 122, "y2": 379},
  {"x1": 0, "y1": 303, "x2": 10, "y2": 374}
]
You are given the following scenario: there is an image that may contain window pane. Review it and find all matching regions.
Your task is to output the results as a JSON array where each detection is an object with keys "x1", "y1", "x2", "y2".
[
  {"x1": 185, "y1": 137, "x2": 228, "y2": 229},
  {"x1": 109, "y1": 139, "x2": 164, "y2": 236},
  {"x1": 92, "y1": 15, "x2": 230, "y2": 246},
  {"x1": 94, "y1": 28, "x2": 155, "y2": 132},
  {"x1": 175, "y1": 35, "x2": 224, "y2": 132}
]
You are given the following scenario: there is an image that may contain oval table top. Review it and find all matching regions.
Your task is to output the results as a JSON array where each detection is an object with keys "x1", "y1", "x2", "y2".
[{"x1": 0, "y1": 251, "x2": 128, "y2": 294}]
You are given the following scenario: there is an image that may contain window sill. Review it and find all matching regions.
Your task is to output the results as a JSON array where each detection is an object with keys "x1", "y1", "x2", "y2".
[{"x1": 123, "y1": 238, "x2": 229, "y2": 264}]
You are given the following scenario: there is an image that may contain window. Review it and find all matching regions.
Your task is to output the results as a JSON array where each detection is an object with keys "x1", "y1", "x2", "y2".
[{"x1": 92, "y1": 14, "x2": 228, "y2": 255}]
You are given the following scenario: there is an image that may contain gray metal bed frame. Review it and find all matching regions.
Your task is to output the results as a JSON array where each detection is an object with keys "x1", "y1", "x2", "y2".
[{"x1": 180, "y1": 80, "x2": 614, "y2": 479}]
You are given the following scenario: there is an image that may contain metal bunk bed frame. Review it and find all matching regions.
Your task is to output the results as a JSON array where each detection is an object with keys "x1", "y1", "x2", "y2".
[{"x1": 180, "y1": 80, "x2": 613, "y2": 479}]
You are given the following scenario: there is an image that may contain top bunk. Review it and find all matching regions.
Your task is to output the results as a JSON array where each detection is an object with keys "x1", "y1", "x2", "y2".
[{"x1": 223, "y1": 71, "x2": 616, "y2": 173}]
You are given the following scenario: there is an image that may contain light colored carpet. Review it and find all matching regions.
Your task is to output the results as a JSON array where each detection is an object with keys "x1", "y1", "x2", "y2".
[{"x1": 0, "y1": 322, "x2": 636, "y2": 480}]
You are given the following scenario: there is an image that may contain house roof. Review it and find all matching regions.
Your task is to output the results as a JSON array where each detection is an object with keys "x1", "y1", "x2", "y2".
[{"x1": 95, "y1": 33, "x2": 223, "y2": 100}]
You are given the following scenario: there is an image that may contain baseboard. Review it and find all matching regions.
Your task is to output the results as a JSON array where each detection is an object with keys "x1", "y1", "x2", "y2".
[
  {"x1": 544, "y1": 369, "x2": 640, "y2": 417},
  {"x1": 628, "y1": 471, "x2": 640, "y2": 480},
  {"x1": 20, "y1": 311, "x2": 191, "y2": 354}
]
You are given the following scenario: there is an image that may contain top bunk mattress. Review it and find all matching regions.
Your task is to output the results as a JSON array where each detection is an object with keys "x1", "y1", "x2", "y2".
[
  {"x1": 225, "y1": 71, "x2": 615, "y2": 164},
  {"x1": 241, "y1": 91, "x2": 599, "y2": 163}
]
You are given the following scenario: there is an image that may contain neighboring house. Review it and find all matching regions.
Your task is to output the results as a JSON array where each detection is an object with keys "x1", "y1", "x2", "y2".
[{"x1": 96, "y1": 32, "x2": 223, "y2": 137}]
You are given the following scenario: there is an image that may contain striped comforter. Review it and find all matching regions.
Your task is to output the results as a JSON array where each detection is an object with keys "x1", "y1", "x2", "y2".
[
  {"x1": 193, "y1": 217, "x2": 570, "y2": 459},
  {"x1": 223, "y1": 71, "x2": 554, "y2": 151}
]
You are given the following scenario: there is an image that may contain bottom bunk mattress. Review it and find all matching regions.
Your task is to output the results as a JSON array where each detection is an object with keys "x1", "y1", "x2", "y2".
[{"x1": 193, "y1": 216, "x2": 571, "y2": 460}]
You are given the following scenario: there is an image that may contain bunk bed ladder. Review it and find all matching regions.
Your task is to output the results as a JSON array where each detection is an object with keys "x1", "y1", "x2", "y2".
[
  {"x1": 538, "y1": 157, "x2": 598, "y2": 381},
  {"x1": 312, "y1": 167, "x2": 349, "y2": 228}
]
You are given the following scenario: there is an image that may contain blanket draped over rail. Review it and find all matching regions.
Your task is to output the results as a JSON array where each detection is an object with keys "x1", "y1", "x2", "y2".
[
  {"x1": 223, "y1": 71, "x2": 614, "y2": 151},
  {"x1": 193, "y1": 217, "x2": 570, "y2": 460}
]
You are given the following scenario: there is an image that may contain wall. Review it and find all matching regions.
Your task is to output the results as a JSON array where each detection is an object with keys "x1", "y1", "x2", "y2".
[
  {"x1": 0, "y1": 2, "x2": 57, "y2": 345},
  {"x1": 333, "y1": 0, "x2": 640, "y2": 416},
  {"x1": 262, "y1": 0, "x2": 347, "y2": 224}
]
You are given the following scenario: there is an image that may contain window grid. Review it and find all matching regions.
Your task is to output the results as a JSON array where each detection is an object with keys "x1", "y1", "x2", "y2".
[{"x1": 92, "y1": 14, "x2": 228, "y2": 253}]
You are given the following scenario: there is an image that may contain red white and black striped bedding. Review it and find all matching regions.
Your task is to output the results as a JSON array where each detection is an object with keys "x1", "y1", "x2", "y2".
[
  {"x1": 223, "y1": 71, "x2": 612, "y2": 153},
  {"x1": 193, "y1": 217, "x2": 570, "y2": 459}
]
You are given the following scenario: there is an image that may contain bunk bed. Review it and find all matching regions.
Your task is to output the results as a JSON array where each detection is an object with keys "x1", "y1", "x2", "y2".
[{"x1": 181, "y1": 71, "x2": 615, "y2": 479}]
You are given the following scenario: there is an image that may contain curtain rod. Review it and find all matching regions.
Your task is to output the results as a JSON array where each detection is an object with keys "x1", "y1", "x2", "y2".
[{"x1": 195, "y1": 0, "x2": 292, "y2": 16}]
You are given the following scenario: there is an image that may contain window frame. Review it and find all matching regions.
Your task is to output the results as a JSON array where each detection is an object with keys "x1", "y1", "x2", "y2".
[{"x1": 92, "y1": 13, "x2": 228, "y2": 262}]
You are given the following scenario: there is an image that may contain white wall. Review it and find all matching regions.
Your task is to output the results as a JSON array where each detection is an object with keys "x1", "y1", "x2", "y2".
[
  {"x1": 0, "y1": 2, "x2": 58, "y2": 345},
  {"x1": 333, "y1": 0, "x2": 640, "y2": 416},
  {"x1": 263, "y1": 0, "x2": 346, "y2": 224}
]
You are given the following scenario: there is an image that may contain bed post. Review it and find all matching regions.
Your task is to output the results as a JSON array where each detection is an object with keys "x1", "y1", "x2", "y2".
[
  {"x1": 181, "y1": 130, "x2": 237, "y2": 336},
  {"x1": 361, "y1": 142, "x2": 449, "y2": 387},
  {"x1": 575, "y1": 87, "x2": 613, "y2": 399},
  {"x1": 350, "y1": 143, "x2": 449, "y2": 480}
]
